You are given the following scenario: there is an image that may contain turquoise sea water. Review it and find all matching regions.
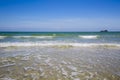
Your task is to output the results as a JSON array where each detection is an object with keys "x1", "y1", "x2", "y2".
[{"x1": 0, "y1": 32, "x2": 120, "y2": 44}]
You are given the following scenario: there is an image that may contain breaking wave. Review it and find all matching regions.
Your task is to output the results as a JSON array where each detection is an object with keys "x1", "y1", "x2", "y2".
[
  {"x1": 12, "y1": 36, "x2": 55, "y2": 39},
  {"x1": 0, "y1": 36, "x2": 7, "y2": 39},
  {"x1": 78, "y1": 35, "x2": 98, "y2": 39}
]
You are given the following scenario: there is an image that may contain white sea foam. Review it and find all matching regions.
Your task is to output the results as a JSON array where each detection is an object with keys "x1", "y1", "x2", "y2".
[
  {"x1": 71, "y1": 72, "x2": 79, "y2": 76},
  {"x1": 0, "y1": 77, "x2": 16, "y2": 80},
  {"x1": 40, "y1": 72, "x2": 45, "y2": 77},
  {"x1": 0, "y1": 42, "x2": 120, "y2": 47},
  {"x1": 45, "y1": 58, "x2": 51, "y2": 63},
  {"x1": 0, "y1": 36, "x2": 7, "y2": 39},
  {"x1": 45, "y1": 57, "x2": 53, "y2": 66},
  {"x1": 12, "y1": 36, "x2": 54, "y2": 39},
  {"x1": 21, "y1": 56, "x2": 30, "y2": 61},
  {"x1": 0, "y1": 63, "x2": 15, "y2": 68},
  {"x1": 78, "y1": 35, "x2": 98, "y2": 39},
  {"x1": 61, "y1": 60, "x2": 68, "y2": 64},
  {"x1": 39, "y1": 67, "x2": 44, "y2": 72},
  {"x1": 73, "y1": 78, "x2": 80, "y2": 80},
  {"x1": 67, "y1": 65, "x2": 77, "y2": 71},
  {"x1": 61, "y1": 68, "x2": 68, "y2": 76},
  {"x1": 24, "y1": 66, "x2": 36, "y2": 71}
]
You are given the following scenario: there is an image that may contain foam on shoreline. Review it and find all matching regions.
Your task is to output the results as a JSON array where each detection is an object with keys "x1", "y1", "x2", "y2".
[{"x1": 0, "y1": 42, "x2": 120, "y2": 47}]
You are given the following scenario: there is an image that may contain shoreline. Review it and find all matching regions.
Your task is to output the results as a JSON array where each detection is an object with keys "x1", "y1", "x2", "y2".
[
  {"x1": 0, "y1": 46, "x2": 120, "y2": 80},
  {"x1": 0, "y1": 42, "x2": 120, "y2": 47}
]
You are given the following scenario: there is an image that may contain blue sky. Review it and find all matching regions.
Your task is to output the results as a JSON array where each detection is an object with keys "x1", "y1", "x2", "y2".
[{"x1": 0, "y1": 0, "x2": 120, "y2": 32}]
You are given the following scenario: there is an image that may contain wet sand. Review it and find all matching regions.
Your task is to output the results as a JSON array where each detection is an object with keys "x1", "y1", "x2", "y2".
[{"x1": 0, "y1": 46, "x2": 120, "y2": 80}]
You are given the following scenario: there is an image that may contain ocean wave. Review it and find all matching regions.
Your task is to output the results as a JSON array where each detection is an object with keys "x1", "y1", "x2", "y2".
[
  {"x1": 0, "y1": 42, "x2": 120, "y2": 47},
  {"x1": 0, "y1": 36, "x2": 7, "y2": 39},
  {"x1": 12, "y1": 36, "x2": 54, "y2": 39},
  {"x1": 78, "y1": 35, "x2": 98, "y2": 39}
]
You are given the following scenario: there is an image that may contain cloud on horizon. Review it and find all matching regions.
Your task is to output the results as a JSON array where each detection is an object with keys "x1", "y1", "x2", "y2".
[{"x1": 0, "y1": 18, "x2": 120, "y2": 31}]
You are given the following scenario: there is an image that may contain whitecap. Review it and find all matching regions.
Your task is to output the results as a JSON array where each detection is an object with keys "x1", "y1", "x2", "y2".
[
  {"x1": 0, "y1": 36, "x2": 7, "y2": 39},
  {"x1": 12, "y1": 36, "x2": 32, "y2": 38},
  {"x1": 12, "y1": 36, "x2": 54, "y2": 39},
  {"x1": 78, "y1": 35, "x2": 98, "y2": 39}
]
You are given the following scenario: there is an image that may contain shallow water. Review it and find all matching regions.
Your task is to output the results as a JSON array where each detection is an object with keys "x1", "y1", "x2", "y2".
[{"x1": 0, "y1": 46, "x2": 120, "y2": 80}]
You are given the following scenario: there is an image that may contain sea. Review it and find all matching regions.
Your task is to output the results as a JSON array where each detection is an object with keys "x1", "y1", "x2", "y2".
[
  {"x1": 0, "y1": 32, "x2": 120, "y2": 46},
  {"x1": 0, "y1": 32, "x2": 120, "y2": 80}
]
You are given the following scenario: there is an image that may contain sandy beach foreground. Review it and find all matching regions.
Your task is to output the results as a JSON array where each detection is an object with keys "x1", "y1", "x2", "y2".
[{"x1": 0, "y1": 46, "x2": 120, "y2": 80}]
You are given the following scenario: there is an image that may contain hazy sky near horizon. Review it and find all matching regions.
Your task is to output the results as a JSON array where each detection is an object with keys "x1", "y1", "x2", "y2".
[{"x1": 0, "y1": 0, "x2": 120, "y2": 31}]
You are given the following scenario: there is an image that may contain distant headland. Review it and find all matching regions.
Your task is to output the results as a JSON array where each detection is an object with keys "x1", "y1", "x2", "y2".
[{"x1": 100, "y1": 30, "x2": 108, "y2": 32}]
